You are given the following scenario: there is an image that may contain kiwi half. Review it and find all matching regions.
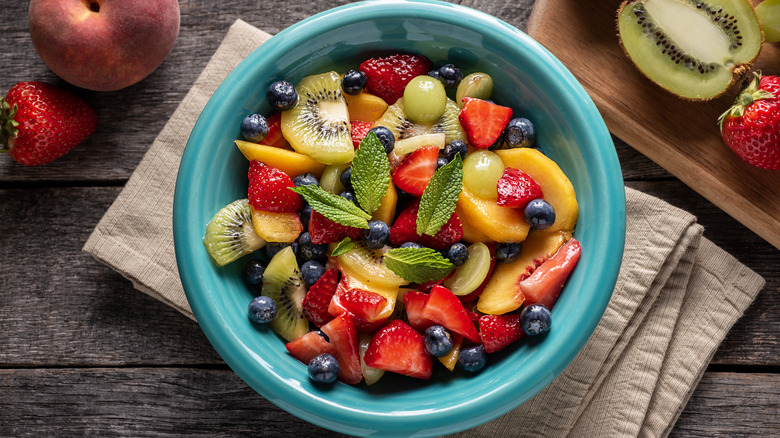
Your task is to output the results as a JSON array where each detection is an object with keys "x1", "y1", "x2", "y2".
[
  {"x1": 261, "y1": 246, "x2": 310, "y2": 342},
  {"x1": 375, "y1": 97, "x2": 466, "y2": 144},
  {"x1": 203, "y1": 198, "x2": 267, "y2": 266},
  {"x1": 617, "y1": 0, "x2": 762, "y2": 100},
  {"x1": 281, "y1": 71, "x2": 354, "y2": 165}
]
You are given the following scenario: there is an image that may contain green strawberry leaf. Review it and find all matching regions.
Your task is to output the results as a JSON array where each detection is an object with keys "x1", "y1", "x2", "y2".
[
  {"x1": 290, "y1": 185, "x2": 371, "y2": 229},
  {"x1": 384, "y1": 247, "x2": 455, "y2": 284},
  {"x1": 417, "y1": 154, "x2": 463, "y2": 236},
  {"x1": 351, "y1": 131, "x2": 391, "y2": 215}
]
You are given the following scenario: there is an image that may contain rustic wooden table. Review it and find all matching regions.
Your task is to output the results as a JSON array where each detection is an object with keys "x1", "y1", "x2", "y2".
[{"x1": 1, "y1": 0, "x2": 778, "y2": 436}]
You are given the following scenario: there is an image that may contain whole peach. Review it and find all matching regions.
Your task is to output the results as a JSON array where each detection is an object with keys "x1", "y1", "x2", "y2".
[{"x1": 28, "y1": 0, "x2": 180, "y2": 91}]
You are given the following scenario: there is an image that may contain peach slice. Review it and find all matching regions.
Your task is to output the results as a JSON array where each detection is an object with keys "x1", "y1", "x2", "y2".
[
  {"x1": 345, "y1": 91, "x2": 388, "y2": 122},
  {"x1": 457, "y1": 186, "x2": 530, "y2": 243},
  {"x1": 495, "y1": 148, "x2": 579, "y2": 232},
  {"x1": 235, "y1": 140, "x2": 326, "y2": 178},
  {"x1": 476, "y1": 230, "x2": 570, "y2": 315},
  {"x1": 250, "y1": 206, "x2": 303, "y2": 243},
  {"x1": 371, "y1": 179, "x2": 398, "y2": 224}
]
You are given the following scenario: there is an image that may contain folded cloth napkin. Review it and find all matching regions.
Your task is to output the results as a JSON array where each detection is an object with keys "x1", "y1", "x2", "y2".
[{"x1": 83, "y1": 19, "x2": 766, "y2": 438}]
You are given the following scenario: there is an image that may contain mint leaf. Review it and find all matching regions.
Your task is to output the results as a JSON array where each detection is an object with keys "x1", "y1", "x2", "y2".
[
  {"x1": 351, "y1": 131, "x2": 391, "y2": 215},
  {"x1": 417, "y1": 154, "x2": 463, "y2": 236},
  {"x1": 384, "y1": 247, "x2": 455, "y2": 284},
  {"x1": 330, "y1": 237, "x2": 355, "y2": 257},
  {"x1": 290, "y1": 185, "x2": 371, "y2": 229}
]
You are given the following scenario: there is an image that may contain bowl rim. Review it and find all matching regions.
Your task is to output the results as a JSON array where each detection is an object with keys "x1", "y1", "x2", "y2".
[{"x1": 174, "y1": 0, "x2": 626, "y2": 436}]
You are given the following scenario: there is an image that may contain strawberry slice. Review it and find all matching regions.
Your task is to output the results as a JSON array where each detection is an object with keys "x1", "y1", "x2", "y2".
[
  {"x1": 308, "y1": 210, "x2": 364, "y2": 244},
  {"x1": 320, "y1": 312, "x2": 363, "y2": 384},
  {"x1": 496, "y1": 168, "x2": 544, "y2": 210},
  {"x1": 388, "y1": 200, "x2": 463, "y2": 250},
  {"x1": 247, "y1": 161, "x2": 303, "y2": 213},
  {"x1": 351, "y1": 120, "x2": 373, "y2": 149},
  {"x1": 328, "y1": 274, "x2": 389, "y2": 332},
  {"x1": 363, "y1": 320, "x2": 433, "y2": 380},
  {"x1": 520, "y1": 238, "x2": 581, "y2": 309},
  {"x1": 260, "y1": 112, "x2": 292, "y2": 149},
  {"x1": 286, "y1": 330, "x2": 335, "y2": 365},
  {"x1": 478, "y1": 314, "x2": 524, "y2": 353},
  {"x1": 403, "y1": 291, "x2": 435, "y2": 332},
  {"x1": 302, "y1": 268, "x2": 340, "y2": 327},
  {"x1": 359, "y1": 53, "x2": 433, "y2": 104},
  {"x1": 392, "y1": 145, "x2": 439, "y2": 196},
  {"x1": 458, "y1": 97, "x2": 513, "y2": 149},
  {"x1": 421, "y1": 285, "x2": 481, "y2": 343}
]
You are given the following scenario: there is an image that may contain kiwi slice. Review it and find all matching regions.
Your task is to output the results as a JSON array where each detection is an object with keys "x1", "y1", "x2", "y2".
[
  {"x1": 335, "y1": 241, "x2": 409, "y2": 289},
  {"x1": 375, "y1": 97, "x2": 467, "y2": 144},
  {"x1": 261, "y1": 246, "x2": 309, "y2": 342},
  {"x1": 281, "y1": 71, "x2": 354, "y2": 165},
  {"x1": 203, "y1": 198, "x2": 267, "y2": 266},
  {"x1": 617, "y1": 0, "x2": 762, "y2": 100}
]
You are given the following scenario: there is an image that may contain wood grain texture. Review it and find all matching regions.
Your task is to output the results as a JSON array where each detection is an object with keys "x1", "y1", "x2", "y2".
[
  {"x1": 527, "y1": 0, "x2": 780, "y2": 251},
  {"x1": 0, "y1": 0, "x2": 778, "y2": 436}
]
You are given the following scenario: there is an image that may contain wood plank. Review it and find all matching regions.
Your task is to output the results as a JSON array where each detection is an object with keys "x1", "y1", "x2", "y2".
[
  {"x1": 0, "y1": 185, "x2": 776, "y2": 367},
  {"x1": 527, "y1": 0, "x2": 780, "y2": 251},
  {"x1": 0, "y1": 368, "x2": 776, "y2": 437}
]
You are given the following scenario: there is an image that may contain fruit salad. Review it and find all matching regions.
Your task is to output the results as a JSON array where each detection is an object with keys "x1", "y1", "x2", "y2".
[{"x1": 203, "y1": 53, "x2": 581, "y2": 385}]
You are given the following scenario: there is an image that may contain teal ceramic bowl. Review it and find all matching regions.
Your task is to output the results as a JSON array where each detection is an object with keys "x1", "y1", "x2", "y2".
[{"x1": 173, "y1": 0, "x2": 626, "y2": 436}]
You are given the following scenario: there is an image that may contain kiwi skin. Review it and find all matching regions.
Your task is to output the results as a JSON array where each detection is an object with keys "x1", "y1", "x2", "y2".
[{"x1": 616, "y1": 0, "x2": 763, "y2": 100}]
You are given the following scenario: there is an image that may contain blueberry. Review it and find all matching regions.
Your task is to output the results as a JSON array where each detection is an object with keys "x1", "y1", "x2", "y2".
[
  {"x1": 446, "y1": 243, "x2": 469, "y2": 266},
  {"x1": 340, "y1": 166, "x2": 353, "y2": 191},
  {"x1": 437, "y1": 157, "x2": 449, "y2": 169},
  {"x1": 496, "y1": 242, "x2": 522, "y2": 263},
  {"x1": 368, "y1": 125, "x2": 395, "y2": 154},
  {"x1": 443, "y1": 140, "x2": 468, "y2": 161},
  {"x1": 458, "y1": 344, "x2": 487, "y2": 373},
  {"x1": 505, "y1": 117, "x2": 536, "y2": 148},
  {"x1": 341, "y1": 69, "x2": 367, "y2": 95},
  {"x1": 240, "y1": 113, "x2": 269, "y2": 143},
  {"x1": 293, "y1": 172, "x2": 319, "y2": 188},
  {"x1": 300, "y1": 204, "x2": 313, "y2": 230},
  {"x1": 248, "y1": 295, "x2": 278, "y2": 324},
  {"x1": 438, "y1": 64, "x2": 463, "y2": 88},
  {"x1": 400, "y1": 241, "x2": 424, "y2": 249},
  {"x1": 521, "y1": 303, "x2": 551, "y2": 336},
  {"x1": 363, "y1": 220, "x2": 390, "y2": 249},
  {"x1": 423, "y1": 325, "x2": 454, "y2": 357},
  {"x1": 266, "y1": 242, "x2": 298, "y2": 260},
  {"x1": 488, "y1": 132, "x2": 505, "y2": 150},
  {"x1": 297, "y1": 232, "x2": 327, "y2": 263},
  {"x1": 395, "y1": 187, "x2": 414, "y2": 204},
  {"x1": 524, "y1": 199, "x2": 556, "y2": 230},
  {"x1": 427, "y1": 69, "x2": 441, "y2": 80},
  {"x1": 267, "y1": 80, "x2": 298, "y2": 111},
  {"x1": 243, "y1": 259, "x2": 266, "y2": 287},
  {"x1": 301, "y1": 260, "x2": 326, "y2": 286},
  {"x1": 339, "y1": 190, "x2": 357, "y2": 204},
  {"x1": 308, "y1": 353, "x2": 340, "y2": 384}
]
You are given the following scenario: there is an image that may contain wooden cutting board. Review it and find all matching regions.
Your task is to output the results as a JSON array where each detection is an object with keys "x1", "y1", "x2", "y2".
[{"x1": 527, "y1": 0, "x2": 780, "y2": 251}]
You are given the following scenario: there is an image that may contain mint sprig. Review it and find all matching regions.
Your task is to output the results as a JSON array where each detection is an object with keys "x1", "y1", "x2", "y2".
[
  {"x1": 416, "y1": 154, "x2": 463, "y2": 236},
  {"x1": 290, "y1": 185, "x2": 371, "y2": 229},
  {"x1": 384, "y1": 247, "x2": 455, "y2": 284},
  {"x1": 351, "y1": 131, "x2": 391, "y2": 215},
  {"x1": 330, "y1": 237, "x2": 356, "y2": 257}
]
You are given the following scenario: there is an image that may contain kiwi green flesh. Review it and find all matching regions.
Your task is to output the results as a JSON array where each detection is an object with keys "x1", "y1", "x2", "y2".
[
  {"x1": 336, "y1": 241, "x2": 409, "y2": 288},
  {"x1": 375, "y1": 97, "x2": 466, "y2": 145},
  {"x1": 281, "y1": 71, "x2": 354, "y2": 165},
  {"x1": 261, "y1": 246, "x2": 309, "y2": 342},
  {"x1": 203, "y1": 199, "x2": 266, "y2": 266},
  {"x1": 618, "y1": 0, "x2": 761, "y2": 100}
]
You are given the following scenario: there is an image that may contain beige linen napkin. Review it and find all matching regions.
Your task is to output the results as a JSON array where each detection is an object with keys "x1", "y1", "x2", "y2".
[{"x1": 83, "y1": 19, "x2": 766, "y2": 438}]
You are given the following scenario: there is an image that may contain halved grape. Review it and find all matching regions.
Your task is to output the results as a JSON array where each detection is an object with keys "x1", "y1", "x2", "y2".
[
  {"x1": 443, "y1": 242, "x2": 491, "y2": 296},
  {"x1": 462, "y1": 150, "x2": 505, "y2": 200},
  {"x1": 320, "y1": 163, "x2": 351, "y2": 194},
  {"x1": 403, "y1": 76, "x2": 447, "y2": 125},
  {"x1": 456, "y1": 72, "x2": 493, "y2": 107}
]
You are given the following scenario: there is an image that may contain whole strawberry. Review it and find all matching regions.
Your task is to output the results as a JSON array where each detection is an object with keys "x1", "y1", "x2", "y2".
[
  {"x1": 719, "y1": 73, "x2": 780, "y2": 170},
  {"x1": 1, "y1": 82, "x2": 97, "y2": 166},
  {"x1": 360, "y1": 54, "x2": 433, "y2": 105}
]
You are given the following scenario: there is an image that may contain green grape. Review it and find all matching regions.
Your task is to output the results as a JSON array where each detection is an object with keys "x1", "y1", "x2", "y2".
[
  {"x1": 443, "y1": 242, "x2": 492, "y2": 296},
  {"x1": 756, "y1": 0, "x2": 780, "y2": 42},
  {"x1": 462, "y1": 150, "x2": 505, "y2": 200},
  {"x1": 320, "y1": 163, "x2": 350, "y2": 193},
  {"x1": 456, "y1": 73, "x2": 493, "y2": 107},
  {"x1": 403, "y1": 76, "x2": 447, "y2": 125}
]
